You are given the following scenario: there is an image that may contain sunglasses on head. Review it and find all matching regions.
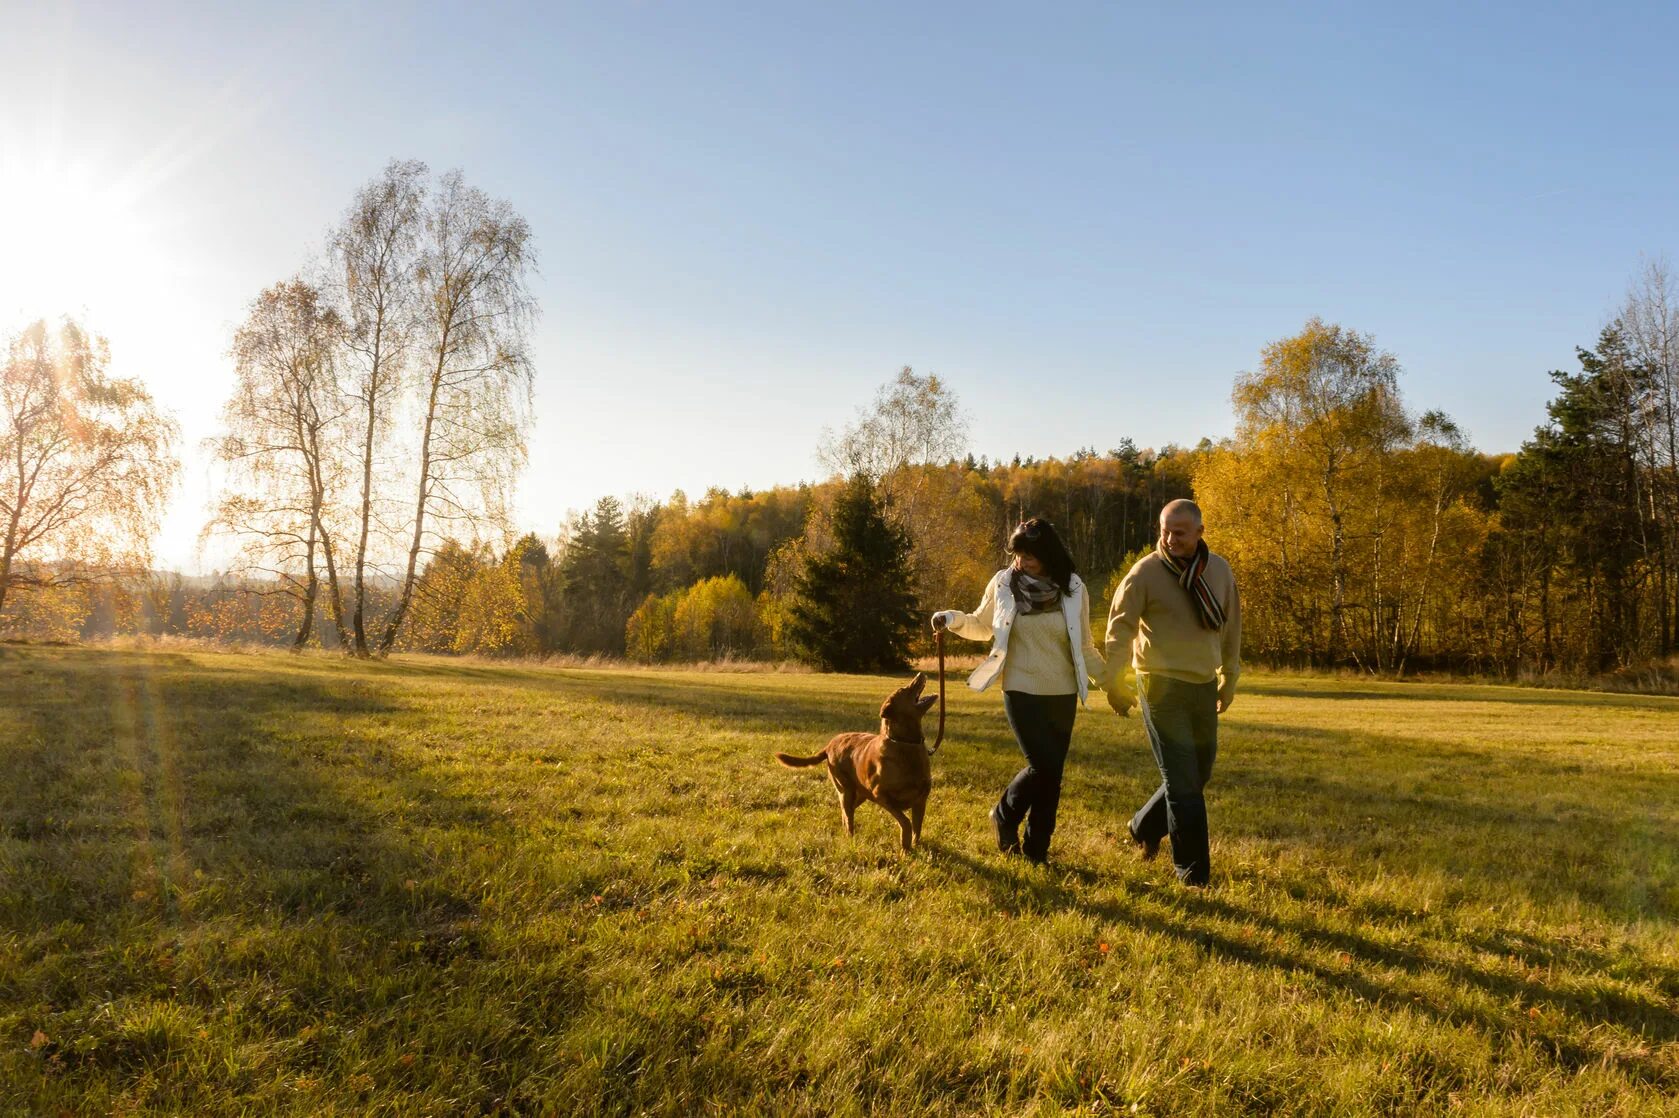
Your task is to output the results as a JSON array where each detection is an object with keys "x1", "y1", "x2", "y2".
[{"x1": 1014, "y1": 520, "x2": 1043, "y2": 540}]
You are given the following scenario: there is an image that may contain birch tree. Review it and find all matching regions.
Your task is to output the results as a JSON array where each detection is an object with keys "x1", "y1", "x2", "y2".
[
  {"x1": 378, "y1": 170, "x2": 536, "y2": 654},
  {"x1": 205, "y1": 280, "x2": 349, "y2": 649},
  {"x1": 334, "y1": 159, "x2": 426, "y2": 656},
  {"x1": 816, "y1": 367, "x2": 971, "y2": 628},
  {"x1": 1621, "y1": 257, "x2": 1679, "y2": 655},
  {"x1": 0, "y1": 319, "x2": 178, "y2": 619},
  {"x1": 1233, "y1": 319, "x2": 1410, "y2": 665}
]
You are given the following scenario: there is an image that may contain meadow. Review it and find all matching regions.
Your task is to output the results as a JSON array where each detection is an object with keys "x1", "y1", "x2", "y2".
[{"x1": 2, "y1": 644, "x2": 1676, "y2": 1116}]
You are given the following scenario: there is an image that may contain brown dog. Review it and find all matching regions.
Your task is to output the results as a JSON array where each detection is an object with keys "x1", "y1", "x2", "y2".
[{"x1": 775, "y1": 673, "x2": 938, "y2": 853}]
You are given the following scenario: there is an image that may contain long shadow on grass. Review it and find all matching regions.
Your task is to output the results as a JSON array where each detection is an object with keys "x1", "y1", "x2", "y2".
[
  {"x1": 1165, "y1": 714, "x2": 1679, "y2": 931},
  {"x1": 1106, "y1": 886, "x2": 1679, "y2": 1091},
  {"x1": 1, "y1": 646, "x2": 510, "y2": 984},
  {"x1": 927, "y1": 844, "x2": 1679, "y2": 1091}
]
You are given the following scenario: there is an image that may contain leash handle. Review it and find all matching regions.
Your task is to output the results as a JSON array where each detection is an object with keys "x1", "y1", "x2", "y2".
[{"x1": 927, "y1": 629, "x2": 946, "y2": 756}]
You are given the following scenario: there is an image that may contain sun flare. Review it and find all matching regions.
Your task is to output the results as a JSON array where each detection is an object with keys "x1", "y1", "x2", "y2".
[{"x1": 0, "y1": 155, "x2": 161, "y2": 327}]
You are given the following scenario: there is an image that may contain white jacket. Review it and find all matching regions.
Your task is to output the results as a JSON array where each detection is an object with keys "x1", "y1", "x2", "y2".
[{"x1": 934, "y1": 569, "x2": 1105, "y2": 707}]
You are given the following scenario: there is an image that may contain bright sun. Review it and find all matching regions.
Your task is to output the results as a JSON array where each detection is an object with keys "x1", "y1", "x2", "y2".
[
  {"x1": 1, "y1": 149, "x2": 211, "y2": 570},
  {"x1": 0, "y1": 155, "x2": 161, "y2": 329}
]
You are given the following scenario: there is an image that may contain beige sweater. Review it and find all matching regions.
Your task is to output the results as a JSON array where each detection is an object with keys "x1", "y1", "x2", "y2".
[{"x1": 1103, "y1": 552, "x2": 1242, "y2": 692}]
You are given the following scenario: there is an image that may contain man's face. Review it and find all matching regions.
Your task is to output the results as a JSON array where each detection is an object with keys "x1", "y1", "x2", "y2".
[{"x1": 1160, "y1": 512, "x2": 1203, "y2": 560}]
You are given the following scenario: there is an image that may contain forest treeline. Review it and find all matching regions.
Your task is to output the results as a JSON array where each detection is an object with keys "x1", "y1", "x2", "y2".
[{"x1": 3, "y1": 156, "x2": 1676, "y2": 682}]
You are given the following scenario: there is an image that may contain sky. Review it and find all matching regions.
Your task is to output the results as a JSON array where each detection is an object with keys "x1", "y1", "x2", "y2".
[{"x1": 3, "y1": 1, "x2": 1677, "y2": 572}]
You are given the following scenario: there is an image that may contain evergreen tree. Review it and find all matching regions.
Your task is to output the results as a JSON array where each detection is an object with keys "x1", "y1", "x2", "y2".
[
  {"x1": 1495, "y1": 324, "x2": 1654, "y2": 671},
  {"x1": 788, "y1": 473, "x2": 918, "y2": 671},
  {"x1": 560, "y1": 496, "x2": 632, "y2": 653}
]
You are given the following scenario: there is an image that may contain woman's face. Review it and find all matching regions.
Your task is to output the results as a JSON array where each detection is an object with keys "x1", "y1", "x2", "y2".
[{"x1": 1012, "y1": 552, "x2": 1045, "y2": 577}]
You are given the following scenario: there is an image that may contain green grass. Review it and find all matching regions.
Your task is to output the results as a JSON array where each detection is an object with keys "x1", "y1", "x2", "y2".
[{"x1": 2, "y1": 645, "x2": 1676, "y2": 1116}]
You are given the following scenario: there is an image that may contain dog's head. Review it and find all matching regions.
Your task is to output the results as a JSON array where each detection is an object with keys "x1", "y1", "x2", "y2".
[{"x1": 880, "y1": 672, "x2": 939, "y2": 742}]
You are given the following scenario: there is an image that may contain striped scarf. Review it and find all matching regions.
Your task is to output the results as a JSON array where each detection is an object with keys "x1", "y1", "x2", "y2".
[
  {"x1": 1157, "y1": 540, "x2": 1225, "y2": 631},
  {"x1": 1010, "y1": 569, "x2": 1062, "y2": 614}
]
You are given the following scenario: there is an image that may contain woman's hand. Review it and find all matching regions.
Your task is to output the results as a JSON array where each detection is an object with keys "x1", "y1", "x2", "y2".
[
  {"x1": 1105, "y1": 681, "x2": 1135, "y2": 718},
  {"x1": 930, "y1": 611, "x2": 951, "y2": 632}
]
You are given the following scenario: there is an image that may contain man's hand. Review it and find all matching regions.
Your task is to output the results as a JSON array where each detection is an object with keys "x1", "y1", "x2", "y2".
[
  {"x1": 1105, "y1": 684, "x2": 1135, "y2": 718},
  {"x1": 1217, "y1": 685, "x2": 1236, "y2": 715}
]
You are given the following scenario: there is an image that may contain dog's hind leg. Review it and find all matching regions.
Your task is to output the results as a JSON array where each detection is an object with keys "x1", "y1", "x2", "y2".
[
  {"x1": 831, "y1": 776, "x2": 859, "y2": 838},
  {"x1": 910, "y1": 801, "x2": 926, "y2": 846},
  {"x1": 838, "y1": 789, "x2": 858, "y2": 838},
  {"x1": 883, "y1": 805, "x2": 916, "y2": 854}
]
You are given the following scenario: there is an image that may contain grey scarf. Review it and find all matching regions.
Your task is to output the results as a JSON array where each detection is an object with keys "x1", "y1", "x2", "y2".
[{"x1": 1011, "y1": 570, "x2": 1062, "y2": 614}]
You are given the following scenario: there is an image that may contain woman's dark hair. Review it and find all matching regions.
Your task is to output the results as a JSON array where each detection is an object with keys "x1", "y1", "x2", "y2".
[{"x1": 1007, "y1": 517, "x2": 1076, "y2": 592}]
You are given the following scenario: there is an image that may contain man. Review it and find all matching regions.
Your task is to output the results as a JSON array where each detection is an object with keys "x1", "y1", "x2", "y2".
[{"x1": 1104, "y1": 499, "x2": 1241, "y2": 887}]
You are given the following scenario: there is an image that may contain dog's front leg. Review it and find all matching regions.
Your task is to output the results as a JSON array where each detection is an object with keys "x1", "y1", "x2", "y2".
[{"x1": 883, "y1": 805, "x2": 916, "y2": 853}]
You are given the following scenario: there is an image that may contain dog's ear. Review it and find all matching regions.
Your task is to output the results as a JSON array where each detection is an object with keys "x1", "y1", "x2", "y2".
[{"x1": 916, "y1": 694, "x2": 938, "y2": 714}]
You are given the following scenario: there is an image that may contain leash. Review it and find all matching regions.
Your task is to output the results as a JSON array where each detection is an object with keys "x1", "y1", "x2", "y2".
[{"x1": 926, "y1": 629, "x2": 946, "y2": 757}]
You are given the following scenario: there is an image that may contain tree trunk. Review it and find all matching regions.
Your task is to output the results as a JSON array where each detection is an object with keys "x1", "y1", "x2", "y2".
[
  {"x1": 293, "y1": 517, "x2": 318, "y2": 651},
  {"x1": 310, "y1": 438, "x2": 349, "y2": 650},
  {"x1": 378, "y1": 340, "x2": 447, "y2": 655},
  {"x1": 1325, "y1": 467, "x2": 1349, "y2": 666},
  {"x1": 0, "y1": 487, "x2": 22, "y2": 622},
  {"x1": 350, "y1": 355, "x2": 380, "y2": 658},
  {"x1": 1400, "y1": 485, "x2": 1447, "y2": 675}
]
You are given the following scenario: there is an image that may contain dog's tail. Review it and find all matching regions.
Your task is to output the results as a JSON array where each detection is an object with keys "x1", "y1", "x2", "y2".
[{"x1": 774, "y1": 750, "x2": 827, "y2": 769}]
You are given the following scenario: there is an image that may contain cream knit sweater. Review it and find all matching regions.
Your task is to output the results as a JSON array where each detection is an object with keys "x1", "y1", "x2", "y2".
[{"x1": 937, "y1": 569, "x2": 1105, "y2": 705}]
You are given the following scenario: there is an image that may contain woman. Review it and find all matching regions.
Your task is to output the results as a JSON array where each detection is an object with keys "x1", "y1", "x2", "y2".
[{"x1": 931, "y1": 518, "x2": 1105, "y2": 864}]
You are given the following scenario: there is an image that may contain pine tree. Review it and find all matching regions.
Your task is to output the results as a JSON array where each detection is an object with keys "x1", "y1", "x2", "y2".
[
  {"x1": 560, "y1": 496, "x2": 632, "y2": 653},
  {"x1": 1496, "y1": 324, "x2": 1654, "y2": 672},
  {"x1": 788, "y1": 473, "x2": 918, "y2": 671}
]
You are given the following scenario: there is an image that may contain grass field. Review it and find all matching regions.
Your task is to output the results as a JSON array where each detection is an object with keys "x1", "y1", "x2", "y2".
[{"x1": 2, "y1": 644, "x2": 1677, "y2": 1116}]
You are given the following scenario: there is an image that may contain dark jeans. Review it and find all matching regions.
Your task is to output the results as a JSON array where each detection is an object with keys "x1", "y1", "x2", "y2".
[
  {"x1": 999, "y1": 691, "x2": 1078, "y2": 860},
  {"x1": 1131, "y1": 674, "x2": 1219, "y2": 885}
]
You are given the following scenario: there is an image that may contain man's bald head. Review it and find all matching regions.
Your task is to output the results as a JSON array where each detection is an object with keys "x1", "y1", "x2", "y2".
[
  {"x1": 1159, "y1": 499, "x2": 1204, "y2": 559},
  {"x1": 1160, "y1": 499, "x2": 1203, "y2": 527}
]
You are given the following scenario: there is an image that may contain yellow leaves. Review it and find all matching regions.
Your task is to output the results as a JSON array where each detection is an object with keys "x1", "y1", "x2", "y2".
[
  {"x1": 30, "y1": 1029, "x2": 49, "y2": 1050},
  {"x1": 0, "y1": 317, "x2": 179, "y2": 587},
  {"x1": 0, "y1": 580, "x2": 92, "y2": 641},
  {"x1": 628, "y1": 575, "x2": 762, "y2": 663},
  {"x1": 454, "y1": 562, "x2": 531, "y2": 657}
]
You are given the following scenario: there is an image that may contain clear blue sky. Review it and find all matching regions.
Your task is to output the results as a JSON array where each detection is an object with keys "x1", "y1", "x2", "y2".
[{"x1": 5, "y1": 1, "x2": 1677, "y2": 569}]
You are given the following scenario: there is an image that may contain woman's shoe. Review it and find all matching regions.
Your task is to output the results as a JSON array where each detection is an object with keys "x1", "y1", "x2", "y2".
[{"x1": 989, "y1": 804, "x2": 1021, "y2": 854}]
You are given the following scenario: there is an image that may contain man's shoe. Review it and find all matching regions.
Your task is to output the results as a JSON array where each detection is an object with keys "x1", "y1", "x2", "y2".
[
  {"x1": 1126, "y1": 821, "x2": 1161, "y2": 862},
  {"x1": 990, "y1": 804, "x2": 1020, "y2": 854}
]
